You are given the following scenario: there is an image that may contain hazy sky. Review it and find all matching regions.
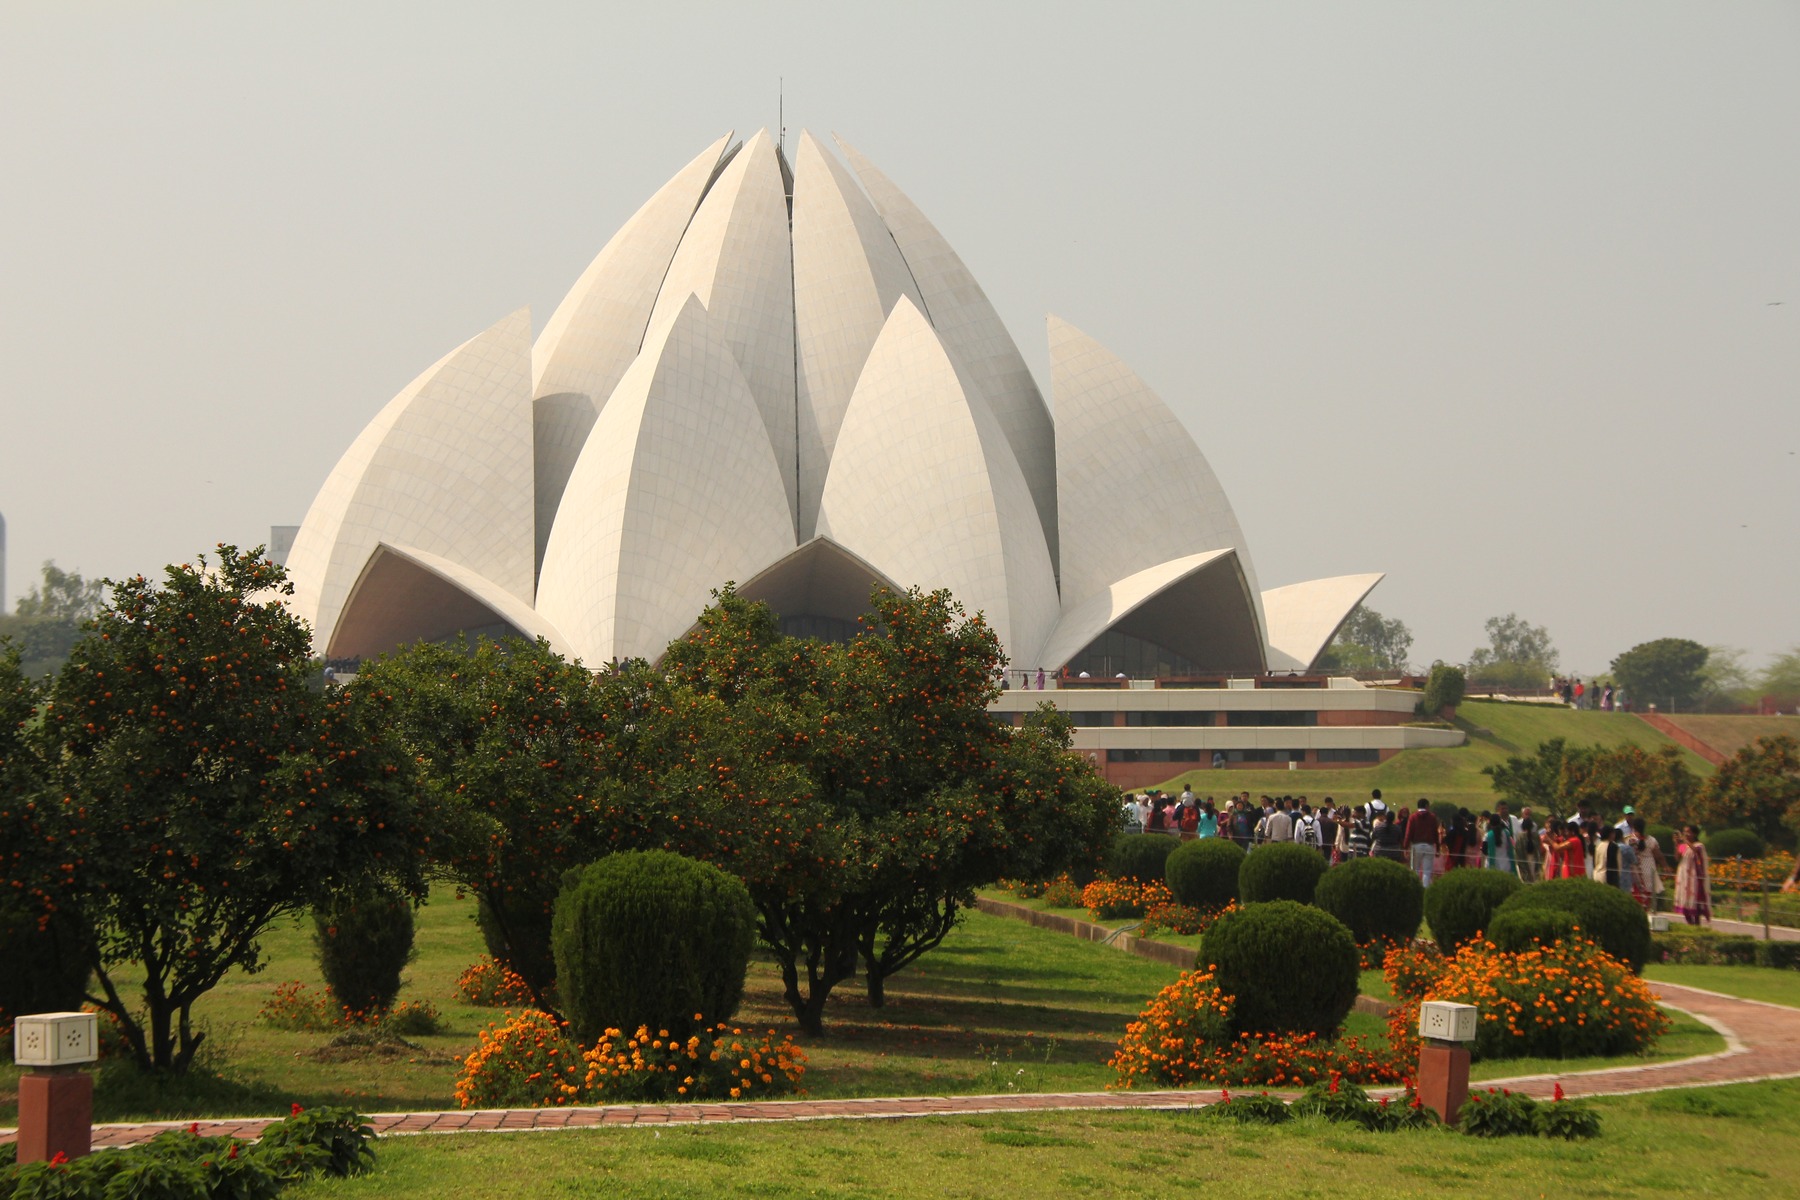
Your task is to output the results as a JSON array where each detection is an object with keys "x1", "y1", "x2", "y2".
[{"x1": 2, "y1": 2, "x2": 1795, "y2": 674}]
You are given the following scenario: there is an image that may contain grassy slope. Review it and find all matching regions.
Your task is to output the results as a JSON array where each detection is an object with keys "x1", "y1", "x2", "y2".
[
  {"x1": 285, "y1": 1079, "x2": 1800, "y2": 1200},
  {"x1": 1661, "y1": 714, "x2": 1799, "y2": 759},
  {"x1": 1151, "y1": 698, "x2": 1715, "y2": 808}
]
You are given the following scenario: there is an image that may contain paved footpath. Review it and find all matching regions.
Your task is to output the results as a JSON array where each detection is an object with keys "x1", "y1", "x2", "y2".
[{"x1": 5, "y1": 981, "x2": 1797, "y2": 1150}]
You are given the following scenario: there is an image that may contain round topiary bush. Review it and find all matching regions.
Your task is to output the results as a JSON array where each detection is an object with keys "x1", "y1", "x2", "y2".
[
  {"x1": 1646, "y1": 825, "x2": 1676, "y2": 852},
  {"x1": 1422, "y1": 867, "x2": 1522, "y2": 955},
  {"x1": 0, "y1": 903, "x2": 91, "y2": 1037},
  {"x1": 1493, "y1": 879, "x2": 1652, "y2": 973},
  {"x1": 1486, "y1": 906, "x2": 1579, "y2": 954},
  {"x1": 552, "y1": 850, "x2": 757, "y2": 1043},
  {"x1": 1109, "y1": 834, "x2": 1179, "y2": 885},
  {"x1": 1238, "y1": 842, "x2": 1327, "y2": 905},
  {"x1": 1312, "y1": 857, "x2": 1424, "y2": 948},
  {"x1": 1165, "y1": 838, "x2": 1245, "y2": 910},
  {"x1": 1705, "y1": 828, "x2": 1765, "y2": 861},
  {"x1": 314, "y1": 885, "x2": 415, "y2": 1016},
  {"x1": 1198, "y1": 900, "x2": 1359, "y2": 1040}
]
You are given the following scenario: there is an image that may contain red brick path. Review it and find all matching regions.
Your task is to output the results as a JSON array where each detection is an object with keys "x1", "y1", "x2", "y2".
[{"x1": 4, "y1": 981, "x2": 1796, "y2": 1150}]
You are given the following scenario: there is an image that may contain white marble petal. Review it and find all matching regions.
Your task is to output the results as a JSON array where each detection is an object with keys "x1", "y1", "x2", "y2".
[
  {"x1": 1035, "y1": 550, "x2": 1263, "y2": 675},
  {"x1": 1050, "y1": 314, "x2": 1263, "y2": 638},
  {"x1": 287, "y1": 309, "x2": 536, "y2": 657},
  {"x1": 835, "y1": 134, "x2": 1059, "y2": 567},
  {"x1": 1262, "y1": 573, "x2": 1386, "y2": 672},
  {"x1": 331, "y1": 542, "x2": 573, "y2": 660},
  {"x1": 817, "y1": 298, "x2": 1057, "y2": 665},
  {"x1": 535, "y1": 295, "x2": 796, "y2": 664},
  {"x1": 645, "y1": 130, "x2": 797, "y2": 527},
  {"x1": 530, "y1": 133, "x2": 735, "y2": 567},
  {"x1": 790, "y1": 131, "x2": 925, "y2": 537}
]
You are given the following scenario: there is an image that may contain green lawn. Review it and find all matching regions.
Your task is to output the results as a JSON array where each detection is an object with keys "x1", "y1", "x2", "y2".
[
  {"x1": 1646, "y1": 963, "x2": 1800, "y2": 1010},
  {"x1": 1151, "y1": 698, "x2": 1714, "y2": 808},
  {"x1": 283, "y1": 1079, "x2": 1800, "y2": 1200}
]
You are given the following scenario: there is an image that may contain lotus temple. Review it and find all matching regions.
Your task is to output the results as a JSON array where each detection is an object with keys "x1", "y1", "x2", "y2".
[{"x1": 283, "y1": 129, "x2": 1462, "y2": 786}]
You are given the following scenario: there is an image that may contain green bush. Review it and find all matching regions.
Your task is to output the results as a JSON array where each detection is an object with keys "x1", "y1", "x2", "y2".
[
  {"x1": 1164, "y1": 838, "x2": 1245, "y2": 909},
  {"x1": 1460, "y1": 1087, "x2": 1539, "y2": 1138},
  {"x1": 1423, "y1": 868, "x2": 1523, "y2": 954},
  {"x1": 1487, "y1": 907, "x2": 1578, "y2": 954},
  {"x1": 476, "y1": 891, "x2": 558, "y2": 1001},
  {"x1": 1109, "y1": 834, "x2": 1178, "y2": 885},
  {"x1": 1199, "y1": 1091, "x2": 1292, "y2": 1125},
  {"x1": 1757, "y1": 941, "x2": 1800, "y2": 970},
  {"x1": 1238, "y1": 842, "x2": 1327, "y2": 905},
  {"x1": 1198, "y1": 900, "x2": 1358, "y2": 1040},
  {"x1": 1312, "y1": 857, "x2": 1423, "y2": 947},
  {"x1": 1705, "y1": 828, "x2": 1766, "y2": 861},
  {"x1": 1652, "y1": 926, "x2": 1757, "y2": 965},
  {"x1": 1647, "y1": 825, "x2": 1676, "y2": 851},
  {"x1": 0, "y1": 902, "x2": 91, "y2": 1039},
  {"x1": 1494, "y1": 879, "x2": 1652, "y2": 973},
  {"x1": 1534, "y1": 1099, "x2": 1602, "y2": 1141},
  {"x1": 1420, "y1": 662, "x2": 1466, "y2": 715},
  {"x1": 313, "y1": 886, "x2": 415, "y2": 1017},
  {"x1": 552, "y1": 851, "x2": 757, "y2": 1043}
]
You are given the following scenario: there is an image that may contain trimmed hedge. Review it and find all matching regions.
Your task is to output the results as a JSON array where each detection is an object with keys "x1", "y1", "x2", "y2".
[
  {"x1": 1652, "y1": 927, "x2": 1758, "y2": 965},
  {"x1": 1110, "y1": 834, "x2": 1179, "y2": 885},
  {"x1": 552, "y1": 851, "x2": 757, "y2": 1043},
  {"x1": 1165, "y1": 838, "x2": 1245, "y2": 910},
  {"x1": 1705, "y1": 828, "x2": 1766, "y2": 861},
  {"x1": 314, "y1": 886, "x2": 415, "y2": 1016},
  {"x1": 1493, "y1": 879, "x2": 1652, "y2": 973},
  {"x1": 1312, "y1": 856, "x2": 1423, "y2": 947},
  {"x1": 1487, "y1": 907, "x2": 1578, "y2": 954},
  {"x1": 1198, "y1": 900, "x2": 1358, "y2": 1040},
  {"x1": 1423, "y1": 868, "x2": 1522, "y2": 955},
  {"x1": 1238, "y1": 842, "x2": 1327, "y2": 905}
]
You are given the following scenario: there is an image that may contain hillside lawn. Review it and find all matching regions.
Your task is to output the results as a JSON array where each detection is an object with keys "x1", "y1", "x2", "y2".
[
  {"x1": 0, "y1": 887, "x2": 1721, "y2": 1126},
  {"x1": 1150, "y1": 698, "x2": 1716, "y2": 811},
  {"x1": 284, "y1": 1078, "x2": 1800, "y2": 1200},
  {"x1": 1660, "y1": 713, "x2": 1800, "y2": 760}
]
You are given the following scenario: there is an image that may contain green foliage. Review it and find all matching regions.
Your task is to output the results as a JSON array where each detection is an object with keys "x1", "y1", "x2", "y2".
[
  {"x1": 1237, "y1": 842, "x2": 1327, "y2": 905},
  {"x1": 1652, "y1": 926, "x2": 1758, "y2": 965},
  {"x1": 1163, "y1": 838, "x2": 1244, "y2": 909},
  {"x1": 1423, "y1": 867, "x2": 1523, "y2": 955},
  {"x1": 1459, "y1": 1087, "x2": 1540, "y2": 1137},
  {"x1": 313, "y1": 886, "x2": 415, "y2": 1017},
  {"x1": 1610, "y1": 638, "x2": 1710, "y2": 713},
  {"x1": 1761, "y1": 646, "x2": 1800, "y2": 699},
  {"x1": 1486, "y1": 906, "x2": 1579, "y2": 953},
  {"x1": 1199, "y1": 1091, "x2": 1291, "y2": 1124},
  {"x1": 551, "y1": 850, "x2": 757, "y2": 1043},
  {"x1": 1108, "y1": 834, "x2": 1177, "y2": 885},
  {"x1": 1494, "y1": 879, "x2": 1652, "y2": 973},
  {"x1": 353, "y1": 637, "x2": 654, "y2": 1005},
  {"x1": 0, "y1": 903, "x2": 91, "y2": 1037},
  {"x1": 255, "y1": 1107, "x2": 377, "y2": 1178},
  {"x1": 1291, "y1": 1078, "x2": 1383, "y2": 1127},
  {"x1": 1647, "y1": 824, "x2": 1676, "y2": 850},
  {"x1": 0, "y1": 561, "x2": 107, "y2": 680},
  {"x1": 1467, "y1": 613, "x2": 1560, "y2": 679},
  {"x1": 1484, "y1": 737, "x2": 1699, "y2": 826},
  {"x1": 1534, "y1": 1098, "x2": 1603, "y2": 1140},
  {"x1": 1757, "y1": 941, "x2": 1800, "y2": 970},
  {"x1": 1197, "y1": 900, "x2": 1358, "y2": 1040},
  {"x1": 1421, "y1": 662, "x2": 1466, "y2": 715},
  {"x1": 1311, "y1": 856, "x2": 1423, "y2": 948},
  {"x1": 21, "y1": 547, "x2": 432, "y2": 1073},
  {"x1": 1694, "y1": 737, "x2": 1800, "y2": 846},
  {"x1": 1704, "y1": 828, "x2": 1766, "y2": 860},
  {"x1": 1315, "y1": 605, "x2": 1413, "y2": 675}
]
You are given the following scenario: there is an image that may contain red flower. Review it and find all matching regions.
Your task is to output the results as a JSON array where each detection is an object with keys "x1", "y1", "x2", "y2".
[
  {"x1": 188, "y1": 1122, "x2": 200, "y2": 1135},
  {"x1": 291, "y1": 1102, "x2": 304, "y2": 1116},
  {"x1": 49, "y1": 1152, "x2": 69, "y2": 1167},
  {"x1": 1553, "y1": 1082, "x2": 1566, "y2": 1102}
]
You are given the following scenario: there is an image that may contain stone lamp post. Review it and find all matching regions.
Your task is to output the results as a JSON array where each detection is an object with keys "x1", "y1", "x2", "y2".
[
  {"x1": 1416, "y1": 1000, "x2": 1477, "y2": 1123},
  {"x1": 13, "y1": 1012, "x2": 99, "y2": 1162}
]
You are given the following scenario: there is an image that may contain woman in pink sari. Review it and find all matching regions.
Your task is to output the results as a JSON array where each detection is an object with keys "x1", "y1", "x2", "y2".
[{"x1": 1674, "y1": 825, "x2": 1712, "y2": 926}]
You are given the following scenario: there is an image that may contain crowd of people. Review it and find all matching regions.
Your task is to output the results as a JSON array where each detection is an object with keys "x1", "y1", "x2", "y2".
[{"x1": 1122, "y1": 786, "x2": 1714, "y2": 924}]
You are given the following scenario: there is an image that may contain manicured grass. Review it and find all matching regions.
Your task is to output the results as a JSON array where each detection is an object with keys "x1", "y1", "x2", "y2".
[
  {"x1": 1646, "y1": 963, "x2": 1800, "y2": 1010},
  {"x1": 283, "y1": 1079, "x2": 1800, "y2": 1200},
  {"x1": 1150, "y1": 698, "x2": 1714, "y2": 808},
  {"x1": 1659, "y1": 714, "x2": 1799, "y2": 760}
]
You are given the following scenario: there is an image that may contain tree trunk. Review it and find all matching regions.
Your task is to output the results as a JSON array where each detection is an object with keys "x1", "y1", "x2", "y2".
[{"x1": 865, "y1": 969, "x2": 886, "y2": 1009}]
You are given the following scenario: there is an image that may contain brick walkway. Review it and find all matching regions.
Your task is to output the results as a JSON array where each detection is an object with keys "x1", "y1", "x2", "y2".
[{"x1": 5, "y1": 981, "x2": 1796, "y2": 1150}]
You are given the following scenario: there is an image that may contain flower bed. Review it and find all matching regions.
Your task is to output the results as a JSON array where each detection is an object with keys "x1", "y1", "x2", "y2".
[
  {"x1": 454, "y1": 1009, "x2": 807, "y2": 1108},
  {"x1": 1141, "y1": 900, "x2": 1238, "y2": 939},
  {"x1": 1080, "y1": 878, "x2": 1173, "y2": 921},
  {"x1": 258, "y1": 980, "x2": 442, "y2": 1035},
  {"x1": 454, "y1": 955, "x2": 538, "y2": 1007},
  {"x1": 1383, "y1": 936, "x2": 1668, "y2": 1061},
  {"x1": 1108, "y1": 968, "x2": 1405, "y2": 1089},
  {"x1": 1710, "y1": 852, "x2": 1795, "y2": 889}
]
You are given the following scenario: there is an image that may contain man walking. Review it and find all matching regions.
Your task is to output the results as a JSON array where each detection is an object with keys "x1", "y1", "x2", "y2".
[{"x1": 1405, "y1": 798, "x2": 1441, "y2": 886}]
